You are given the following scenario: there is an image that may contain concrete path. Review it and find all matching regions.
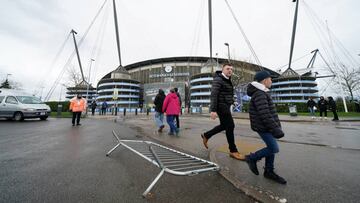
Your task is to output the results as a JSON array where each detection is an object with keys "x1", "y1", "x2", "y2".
[{"x1": 120, "y1": 114, "x2": 360, "y2": 203}]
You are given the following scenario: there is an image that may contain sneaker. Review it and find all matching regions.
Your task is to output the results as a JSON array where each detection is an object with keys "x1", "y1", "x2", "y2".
[
  {"x1": 264, "y1": 170, "x2": 287, "y2": 184},
  {"x1": 72, "y1": 124, "x2": 75, "y2": 126},
  {"x1": 168, "y1": 132, "x2": 174, "y2": 136},
  {"x1": 245, "y1": 155, "x2": 259, "y2": 175},
  {"x1": 76, "y1": 123, "x2": 81, "y2": 126}
]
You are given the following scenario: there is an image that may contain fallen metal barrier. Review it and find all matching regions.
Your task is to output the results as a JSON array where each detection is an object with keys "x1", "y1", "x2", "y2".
[{"x1": 106, "y1": 130, "x2": 220, "y2": 197}]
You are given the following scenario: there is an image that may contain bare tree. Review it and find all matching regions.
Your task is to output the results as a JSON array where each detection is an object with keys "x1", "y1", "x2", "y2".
[
  {"x1": 327, "y1": 64, "x2": 360, "y2": 100},
  {"x1": 67, "y1": 65, "x2": 83, "y2": 87},
  {"x1": 1, "y1": 79, "x2": 22, "y2": 90}
]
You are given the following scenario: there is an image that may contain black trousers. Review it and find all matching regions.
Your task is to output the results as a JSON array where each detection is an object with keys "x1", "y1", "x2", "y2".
[
  {"x1": 101, "y1": 108, "x2": 106, "y2": 115},
  {"x1": 204, "y1": 106, "x2": 238, "y2": 153},
  {"x1": 72, "y1": 112, "x2": 82, "y2": 125},
  {"x1": 175, "y1": 115, "x2": 180, "y2": 128},
  {"x1": 319, "y1": 109, "x2": 327, "y2": 117},
  {"x1": 91, "y1": 108, "x2": 96, "y2": 116},
  {"x1": 332, "y1": 110, "x2": 339, "y2": 120}
]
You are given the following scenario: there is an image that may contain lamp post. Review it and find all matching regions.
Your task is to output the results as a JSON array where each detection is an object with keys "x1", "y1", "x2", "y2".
[
  {"x1": 85, "y1": 59, "x2": 95, "y2": 115},
  {"x1": 215, "y1": 53, "x2": 219, "y2": 69},
  {"x1": 224, "y1": 43, "x2": 230, "y2": 62},
  {"x1": 6, "y1": 73, "x2": 12, "y2": 81}
]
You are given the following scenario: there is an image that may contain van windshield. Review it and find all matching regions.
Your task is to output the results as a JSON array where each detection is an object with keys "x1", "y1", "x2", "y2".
[{"x1": 16, "y1": 96, "x2": 44, "y2": 104}]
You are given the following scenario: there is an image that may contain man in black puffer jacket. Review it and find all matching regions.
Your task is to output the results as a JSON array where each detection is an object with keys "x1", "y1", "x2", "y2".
[
  {"x1": 200, "y1": 63, "x2": 243, "y2": 160},
  {"x1": 244, "y1": 70, "x2": 287, "y2": 184}
]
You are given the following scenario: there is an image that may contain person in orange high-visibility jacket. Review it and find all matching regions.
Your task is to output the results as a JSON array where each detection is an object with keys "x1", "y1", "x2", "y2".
[{"x1": 69, "y1": 94, "x2": 87, "y2": 126}]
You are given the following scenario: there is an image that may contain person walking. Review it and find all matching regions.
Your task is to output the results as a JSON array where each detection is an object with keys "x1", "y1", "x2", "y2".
[
  {"x1": 200, "y1": 63, "x2": 243, "y2": 160},
  {"x1": 90, "y1": 100, "x2": 97, "y2": 116},
  {"x1": 307, "y1": 97, "x2": 316, "y2": 119},
  {"x1": 154, "y1": 89, "x2": 166, "y2": 132},
  {"x1": 328, "y1": 96, "x2": 339, "y2": 121},
  {"x1": 69, "y1": 94, "x2": 87, "y2": 126},
  {"x1": 101, "y1": 101, "x2": 108, "y2": 115},
  {"x1": 174, "y1": 87, "x2": 182, "y2": 128},
  {"x1": 318, "y1": 96, "x2": 328, "y2": 119},
  {"x1": 162, "y1": 89, "x2": 180, "y2": 135},
  {"x1": 244, "y1": 71, "x2": 287, "y2": 184}
]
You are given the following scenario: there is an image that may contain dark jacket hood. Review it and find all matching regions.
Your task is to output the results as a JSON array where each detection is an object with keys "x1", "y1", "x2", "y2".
[{"x1": 247, "y1": 83, "x2": 257, "y2": 97}]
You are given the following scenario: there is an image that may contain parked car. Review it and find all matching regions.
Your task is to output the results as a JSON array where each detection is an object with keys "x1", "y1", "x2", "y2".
[{"x1": 0, "y1": 89, "x2": 51, "y2": 121}]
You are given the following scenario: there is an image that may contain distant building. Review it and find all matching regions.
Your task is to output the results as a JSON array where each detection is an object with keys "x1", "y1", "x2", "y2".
[
  {"x1": 96, "y1": 65, "x2": 141, "y2": 108},
  {"x1": 271, "y1": 68, "x2": 319, "y2": 103},
  {"x1": 102, "y1": 56, "x2": 274, "y2": 109},
  {"x1": 65, "y1": 81, "x2": 97, "y2": 104}
]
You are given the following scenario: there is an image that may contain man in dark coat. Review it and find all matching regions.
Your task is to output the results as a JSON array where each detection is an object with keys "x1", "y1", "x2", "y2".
[
  {"x1": 200, "y1": 63, "x2": 243, "y2": 160},
  {"x1": 318, "y1": 96, "x2": 328, "y2": 119},
  {"x1": 328, "y1": 96, "x2": 339, "y2": 121},
  {"x1": 245, "y1": 71, "x2": 287, "y2": 184},
  {"x1": 153, "y1": 89, "x2": 166, "y2": 132},
  {"x1": 90, "y1": 100, "x2": 97, "y2": 116},
  {"x1": 307, "y1": 97, "x2": 316, "y2": 118}
]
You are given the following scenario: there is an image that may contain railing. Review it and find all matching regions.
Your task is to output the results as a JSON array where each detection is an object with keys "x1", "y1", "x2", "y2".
[{"x1": 106, "y1": 131, "x2": 219, "y2": 197}]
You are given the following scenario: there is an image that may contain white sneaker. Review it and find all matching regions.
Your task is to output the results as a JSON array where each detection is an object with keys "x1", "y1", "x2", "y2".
[{"x1": 325, "y1": 117, "x2": 328, "y2": 120}]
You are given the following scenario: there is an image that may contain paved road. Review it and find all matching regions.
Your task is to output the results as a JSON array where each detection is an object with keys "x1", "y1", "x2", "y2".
[
  {"x1": 0, "y1": 118, "x2": 253, "y2": 203},
  {"x1": 124, "y1": 115, "x2": 360, "y2": 203}
]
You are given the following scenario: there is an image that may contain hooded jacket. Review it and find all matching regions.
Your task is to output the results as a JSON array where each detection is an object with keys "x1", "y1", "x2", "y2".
[
  {"x1": 154, "y1": 90, "x2": 166, "y2": 113},
  {"x1": 162, "y1": 92, "x2": 180, "y2": 115},
  {"x1": 247, "y1": 82, "x2": 283, "y2": 136},
  {"x1": 210, "y1": 71, "x2": 234, "y2": 112},
  {"x1": 318, "y1": 98, "x2": 328, "y2": 110},
  {"x1": 328, "y1": 97, "x2": 337, "y2": 110}
]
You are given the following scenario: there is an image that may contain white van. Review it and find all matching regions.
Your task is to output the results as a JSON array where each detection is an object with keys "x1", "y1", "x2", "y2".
[{"x1": 0, "y1": 89, "x2": 51, "y2": 121}]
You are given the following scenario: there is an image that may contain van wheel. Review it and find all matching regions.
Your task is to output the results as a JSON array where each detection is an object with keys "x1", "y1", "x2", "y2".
[
  {"x1": 40, "y1": 116, "x2": 48, "y2": 121},
  {"x1": 14, "y1": 112, "x2": 24, "y2": 121}
]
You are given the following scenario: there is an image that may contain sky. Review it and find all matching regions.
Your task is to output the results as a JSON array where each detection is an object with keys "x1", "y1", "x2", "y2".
[{"x1": 0, "y1": 0, "x2": 359, "y2": 100}]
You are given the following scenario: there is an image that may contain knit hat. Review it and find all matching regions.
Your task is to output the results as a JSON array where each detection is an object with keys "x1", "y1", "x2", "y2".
[{"x1": 254, "y1": 71, "x2": 271, "y2": 82}]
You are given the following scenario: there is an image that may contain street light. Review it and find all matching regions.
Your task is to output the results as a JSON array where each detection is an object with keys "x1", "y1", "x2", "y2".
[
  {"x1": 224, "y1": 43, "x2": 230, "y2": 62},
  {"x1": 215, "y1": 53, "x2": 219, "y2": 69},
  {"x1": 6, "y1": 73, "x2": 12, "y2": 80},
  {"x1": 86, "y1": 58, "x2": 95, "y2": 115}
]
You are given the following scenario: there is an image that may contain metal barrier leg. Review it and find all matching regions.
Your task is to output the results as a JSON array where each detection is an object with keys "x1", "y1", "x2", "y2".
[
  {"x1": 142, "y1": 169, "x2": 165, "y2": 197},
  {"x1": 106, "y1": 130, "x2": 122, "y2": 156},
  {"x1": 106, "y1": 143, "x2": 120, "y2": 156}
]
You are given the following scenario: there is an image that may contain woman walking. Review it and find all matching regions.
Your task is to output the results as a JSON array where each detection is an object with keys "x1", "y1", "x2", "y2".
[{"x1": 162, "y1": 89, "x2": 180, "y2": 135}]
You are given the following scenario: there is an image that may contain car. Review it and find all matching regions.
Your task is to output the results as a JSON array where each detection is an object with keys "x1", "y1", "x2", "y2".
[{"x1": 0, "y1": 89, "x2": 51, "y2": 121}]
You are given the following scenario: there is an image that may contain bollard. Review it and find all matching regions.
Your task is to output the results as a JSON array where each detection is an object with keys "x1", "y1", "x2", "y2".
[
  {"x1": 57, "y1": 104, "x2": 62, "y2": 117},
  {"x1": 135, "y1": 108, "x2": 138, "y2": 115},
  {"x1": 146, "y1": 108, "x2": 150, "y2": 116},
  {"x1": 115, "y1": 106, "x2": 118, "y2": 116},
  {"x1": 124, "y1": 108, "x2": 126, "y2": 116}
]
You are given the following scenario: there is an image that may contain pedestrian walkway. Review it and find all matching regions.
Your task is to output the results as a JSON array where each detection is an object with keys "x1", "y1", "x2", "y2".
[{"x1": 115, "y1": 115, "x2": 360, "y2": 203}]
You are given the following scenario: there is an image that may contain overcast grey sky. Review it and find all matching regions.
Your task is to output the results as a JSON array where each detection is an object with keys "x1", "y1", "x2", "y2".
[{"x1": 0, "y1": 0, "x2": 359, "y2": 100}]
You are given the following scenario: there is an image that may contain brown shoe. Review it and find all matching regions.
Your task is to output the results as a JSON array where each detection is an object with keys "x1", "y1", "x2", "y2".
[
  {"x1": 201, "y1": 133, "x2": 208, "y2": 149},
  {"x1": 229, "y1": 152, "x2": 245, "y2": 160}
]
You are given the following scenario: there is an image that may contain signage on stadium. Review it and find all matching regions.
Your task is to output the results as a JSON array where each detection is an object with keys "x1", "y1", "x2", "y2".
[{"x1": 149, "y1": 72, "x2": 190, "y2": 78}]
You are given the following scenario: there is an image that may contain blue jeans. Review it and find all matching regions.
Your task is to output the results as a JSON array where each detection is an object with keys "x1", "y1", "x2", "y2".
[
  {"x1": 166, "y1": 115, "x2": 177, "y2": 133},
  {"x1": 154, "y1": 112, "x2": 164, "y2": 128},
  {"x1": 249, "y1": 132, "x2": 279, "y2": 171},
  {"x1": 308, "y1": 107, "x2": 315, "y2": 116}
]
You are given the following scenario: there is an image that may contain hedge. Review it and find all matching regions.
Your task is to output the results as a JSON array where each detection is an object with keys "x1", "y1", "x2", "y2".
[{"x1": 45, "y1": 101, "x2": 70, "y2": 112}]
